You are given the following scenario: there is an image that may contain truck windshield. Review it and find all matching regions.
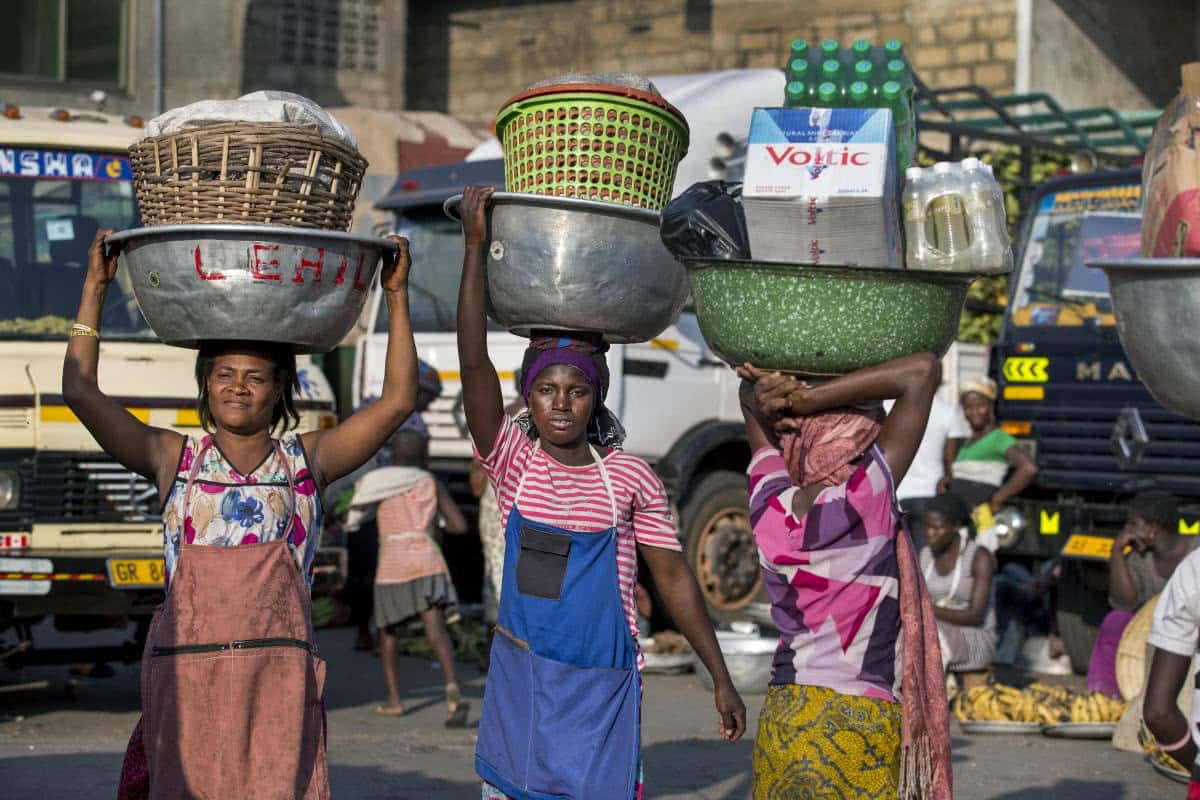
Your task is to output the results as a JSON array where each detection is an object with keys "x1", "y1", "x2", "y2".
[
  {"x1": 376, "y1": 208, "x2": 500, "y2": 333},
  {"x1": 0, "y1": 148, "x2": 148, "y2": 339},
  {"x1": 1010, "y1": 182, "x2": 1141, "y2": 327}
]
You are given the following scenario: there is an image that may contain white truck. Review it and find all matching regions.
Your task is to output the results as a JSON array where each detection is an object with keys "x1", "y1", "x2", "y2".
[{"x1": 356, "y1": 70, "x2": 986, "y2": 618}]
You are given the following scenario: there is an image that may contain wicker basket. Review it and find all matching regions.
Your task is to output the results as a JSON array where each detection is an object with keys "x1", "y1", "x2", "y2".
[
  {"x1": 129, "y1": 122, "x2": 367, "y2": 230},
  {"x1": 496, "y1": 83, "x2": 689, "y2": 211},
  {"x1": 1116, "y1": 594, "x2": 1158, "y2": 702}
]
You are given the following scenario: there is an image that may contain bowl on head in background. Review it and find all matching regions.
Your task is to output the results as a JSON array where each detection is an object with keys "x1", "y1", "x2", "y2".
[
  {"x1": 684, "y1": 258, "x2": 974, "y2": 375},
  {"x1": 445, "y1": 192, "x2": 689, "y2": 344},
  {"x1": 1088, "y1": 258, "x2": 1200, "y2": 419},
  {"x1": 108, "y1": 225, "x2": 397, "y2": 354}
]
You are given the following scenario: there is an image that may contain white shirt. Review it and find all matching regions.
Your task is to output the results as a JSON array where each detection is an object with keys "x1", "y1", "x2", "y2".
[
  {"x1": 1149, "y1": 548, "x2": 1200, "y2": 754},
  {"x1": 884, "y1": 394, "x2": 969, "y2": 501}
]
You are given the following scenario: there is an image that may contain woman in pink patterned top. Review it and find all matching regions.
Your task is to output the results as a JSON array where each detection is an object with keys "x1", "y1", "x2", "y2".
[{"x1": 738, "y1": 354, "x2": 952, "y2": 800}]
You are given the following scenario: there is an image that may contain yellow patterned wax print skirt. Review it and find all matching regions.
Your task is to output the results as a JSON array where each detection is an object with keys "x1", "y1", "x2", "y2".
[{"x1": 752, "y1": 684, "x2": 902, "y2": 800}]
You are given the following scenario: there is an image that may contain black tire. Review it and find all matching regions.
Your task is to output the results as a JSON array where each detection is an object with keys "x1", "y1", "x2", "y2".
[
  {"x1": 679, "y1": 470, "x2": 761, "y2": 623},
  {"x1": 1055, "y1": 559, "x2": 1108, "y2": 674}
]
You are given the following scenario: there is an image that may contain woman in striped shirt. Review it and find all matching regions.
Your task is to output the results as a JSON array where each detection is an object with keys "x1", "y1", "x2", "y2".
[{"x1": 457, "y1": 185, "x2": 745, "y2": 800}]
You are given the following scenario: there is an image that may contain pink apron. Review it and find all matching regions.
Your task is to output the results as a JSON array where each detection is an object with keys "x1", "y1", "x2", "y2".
[{"x1": 119, "y1": 441, "x2": 329, "y2": 799}]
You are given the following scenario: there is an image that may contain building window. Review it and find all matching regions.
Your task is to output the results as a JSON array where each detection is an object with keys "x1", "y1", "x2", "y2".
[
  {"x1": 275, "y1": 0, "x2": 382, "y2": 74},
  {"x1": 0, "y1": 0, "x2": 128, "y2": 86}
]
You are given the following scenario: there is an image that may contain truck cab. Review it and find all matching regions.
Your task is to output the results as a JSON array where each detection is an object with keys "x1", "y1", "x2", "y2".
[
  {"x1": 0, "y1": 107, "x2": 337, "y2": 659},
  {"x1": 993, "y1": 168, "x2": 1200, "y2": 671}
]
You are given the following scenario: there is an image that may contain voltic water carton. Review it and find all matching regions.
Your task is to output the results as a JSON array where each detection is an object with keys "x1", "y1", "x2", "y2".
[{"x1": 742, "y1": 106, "x2": 901, "y2": 267}]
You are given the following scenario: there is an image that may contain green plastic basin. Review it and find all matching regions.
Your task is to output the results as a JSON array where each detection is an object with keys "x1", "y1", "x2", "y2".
[{"x1": 685, "y1": 259, "x2": 974, "y2": 375}]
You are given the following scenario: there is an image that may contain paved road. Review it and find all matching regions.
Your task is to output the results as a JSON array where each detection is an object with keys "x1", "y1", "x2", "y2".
[{"x1": 0, "y1": 625, "x2": 1182, "y2": 799}]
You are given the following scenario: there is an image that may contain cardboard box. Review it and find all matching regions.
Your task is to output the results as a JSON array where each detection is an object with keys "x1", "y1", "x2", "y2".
[
  {"x1": 742, "y1": 106, "x2": 901, "y2": 267},
  {"x1": 1143, "y1": 63, "x2": 1200, "y2": 257}
]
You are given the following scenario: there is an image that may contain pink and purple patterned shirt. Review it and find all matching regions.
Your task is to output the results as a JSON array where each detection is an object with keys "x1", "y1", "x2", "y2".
[{"x1": 748, "y1": 444, "x2": 903, "y2": 702}]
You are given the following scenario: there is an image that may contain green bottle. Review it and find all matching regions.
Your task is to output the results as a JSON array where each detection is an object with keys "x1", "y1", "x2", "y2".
[
  {"x1": 883, "y1": 80, "x2": 912, "y2": 171},
  {"x1": 851, "y1": 39, "x2": 872, "y2": 65},
  {"x1": 789, "y1": 39, "x2": 809, "y2": 65},
  {"x1": 788, "y1": 58, "x2": 810, "y2": 84},
  {"x1": 887, "y1": 58, "x2": 915, "y2": 106},
  {"x1": 817, "y1": 81, "x2": 839, "y2": 108},
  {"x1": 854, "y1": 60, "x2": 875, "y2": 96},
  {"x1": 849, "y1": 81, "x2": 871, "y2": 108},
  {"x1": 821, "y1": 59, "x2": 843, "y2": 97},
  {"x1": 820, "y1": 39, "x2": 840, "y2": 63},
  {"x1": 884, "y1": 39, "x2": 905, "y2": 63},
  {"x1": 785, "y1": 81, "x2": 808, "y2": 107}
]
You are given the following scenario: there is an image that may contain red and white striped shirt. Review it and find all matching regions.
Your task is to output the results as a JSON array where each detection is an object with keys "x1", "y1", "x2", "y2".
[{"x1": 476, "y1": 414, "x2": 681, "y2": 666}]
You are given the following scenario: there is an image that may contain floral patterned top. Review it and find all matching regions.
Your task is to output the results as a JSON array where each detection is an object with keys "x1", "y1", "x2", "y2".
[{"x1": 160, "y1": 434, "x2": 323, "y2": 587}]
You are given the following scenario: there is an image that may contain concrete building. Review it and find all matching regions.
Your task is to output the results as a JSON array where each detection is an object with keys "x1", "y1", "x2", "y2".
[{"x1": 0, "y1": 0, "x2": 1193, "y2": 121}]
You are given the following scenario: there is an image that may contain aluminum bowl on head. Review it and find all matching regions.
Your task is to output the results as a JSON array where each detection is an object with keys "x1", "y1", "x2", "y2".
[
  {"x1": 1088, "y1": 258, "x2": 1200, "y2": 419},
  {"x1": 684, "y1": 258, "x2": 977, "y2": 375},
  {"x1": 107, "y1": 225, "x2": 397, "y2": 354},
  {"x1": 444, "y1": 192, "x2": 688, "y2": 343}
]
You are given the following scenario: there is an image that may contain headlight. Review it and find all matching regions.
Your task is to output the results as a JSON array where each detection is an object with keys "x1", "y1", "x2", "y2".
[
  {"x1": 0, "y1": 469, "x2": 19, "y2": 510},
  {"x1": 991, "y1": 507, "x2": 1026, "y2": 549}
]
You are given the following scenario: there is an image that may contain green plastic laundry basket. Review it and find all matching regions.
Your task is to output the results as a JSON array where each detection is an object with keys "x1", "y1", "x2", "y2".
[{"x1": 496, "y1": 83, "x2": 690, "y2": 211}]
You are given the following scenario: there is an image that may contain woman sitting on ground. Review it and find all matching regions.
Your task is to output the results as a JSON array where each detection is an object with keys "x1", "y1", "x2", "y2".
[
  {"x1": 920, "y1": 493, "x2": 997, "y2": 686},
  {"x1": 1088, "y1": 491, "x2": 1193, "y2": 698}
]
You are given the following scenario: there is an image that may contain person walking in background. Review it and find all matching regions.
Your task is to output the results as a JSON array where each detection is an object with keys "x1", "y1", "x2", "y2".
[
  {"x1": 1089, "y1": 492, "x2": 1193, "y2": 698},
  {"x1": 739, "y1": 354, "x2": 953, "y2": 800},
  {"x1": 350, "y1": 421, "x2": 471, "y2": 726},
  {"x1": 884, "y1": 380, "x2": 968, "y2": 547}
]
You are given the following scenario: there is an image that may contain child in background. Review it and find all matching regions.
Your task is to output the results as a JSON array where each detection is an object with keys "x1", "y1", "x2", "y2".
[{"x1": 350, "y1": 419, "x2": 471, "y2": 726}]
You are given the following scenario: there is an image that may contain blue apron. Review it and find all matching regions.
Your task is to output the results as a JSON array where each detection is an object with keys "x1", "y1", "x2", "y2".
[{"x1": 476, "y1": 443, "x2": 641, "y2": 800}]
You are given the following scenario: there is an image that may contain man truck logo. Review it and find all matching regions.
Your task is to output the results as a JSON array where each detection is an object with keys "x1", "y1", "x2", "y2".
[
  {"x1": 1003, "y1": 357, "x2": 1049, "y2": 383},
  {"x1": 1076, "y1": 361, "x2": 1132, "y2": 381}
]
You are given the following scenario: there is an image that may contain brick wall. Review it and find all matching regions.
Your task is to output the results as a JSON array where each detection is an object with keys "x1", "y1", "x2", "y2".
[{"x1": 406, "y1": 0, "x2": 1018, "y2": 118}]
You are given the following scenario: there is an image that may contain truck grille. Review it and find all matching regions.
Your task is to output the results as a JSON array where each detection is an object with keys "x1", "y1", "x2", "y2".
[
  {"x1": 32, "y1": 454, "x2": 161, "y2": 523},
  {"x1": 1031, "y1": 403, "x2": 1200, "y2": 496}
]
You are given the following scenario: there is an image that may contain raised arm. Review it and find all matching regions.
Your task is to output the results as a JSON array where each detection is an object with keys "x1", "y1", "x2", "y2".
[
  {"x1": 436, "y1": 481, "x2": 468, "y2": 535},
  {"x1": 303, "y1": 236, "x2": 417, "y2": 484},
  {"x1": 746, "y1": 353, "x2": 940, "y2": 485},
  {"x1": 456, "y1": 185, "x2": 505, "y2": 457},
  {"x1": 62, "y1": 230, "x2": 183, "y2": 498}
]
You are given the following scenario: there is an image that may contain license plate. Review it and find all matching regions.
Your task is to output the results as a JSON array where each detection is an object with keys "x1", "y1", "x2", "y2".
[
  {"x1": 107, "y1": 558, "x2": 165, "y2": 588},
  {"x1": 1061, "y1": 534, "x2": 1114, "y2": 560}
]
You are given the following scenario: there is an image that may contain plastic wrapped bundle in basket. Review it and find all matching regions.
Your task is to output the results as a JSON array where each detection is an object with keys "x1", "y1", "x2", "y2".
[
  {"x1": 129, "y1": 94, "x2": 367, "y2": 230},
  {"x1": 496, "y1": 73, "x2": 690, "y2": 211}
]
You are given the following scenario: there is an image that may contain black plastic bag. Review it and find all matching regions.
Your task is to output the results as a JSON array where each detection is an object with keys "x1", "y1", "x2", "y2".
[{"x1": 660, "y1": 181, "x2": 750, "y2": 260}]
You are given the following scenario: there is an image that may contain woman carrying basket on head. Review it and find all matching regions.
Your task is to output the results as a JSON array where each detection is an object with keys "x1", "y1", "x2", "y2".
[
  {"x1": 737, "y1": 355, "x2": 954, "y2": 800},
  {"x1": 64, "y1": 229, "x2": 419, "y2": 799},
  {"x1": 456, "y1": 186, "x2": 746, "y2": 800}
]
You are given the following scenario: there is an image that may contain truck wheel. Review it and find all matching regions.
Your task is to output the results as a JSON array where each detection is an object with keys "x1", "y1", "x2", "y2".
[
  {"x1": 680, "y1": 471, "x2": 760, "y2": 622},
  {"x1": 1055, "y1": 559, "x2": 1108, "y2": 675}
]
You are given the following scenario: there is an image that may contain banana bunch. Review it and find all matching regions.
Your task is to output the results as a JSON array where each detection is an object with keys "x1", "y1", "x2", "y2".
[
  {"x1": 1139, "y1": 722, "x2": 1188, "y2": 774},
  {"x1": 1068, "y1": 691, "x2": 1126, "y2": 724},
  {"x1": 952, "y1": 683, "x2": 1127, "y2": 725}
]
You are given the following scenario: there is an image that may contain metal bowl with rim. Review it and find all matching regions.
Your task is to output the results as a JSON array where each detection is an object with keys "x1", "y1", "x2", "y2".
[
  {"x1": 445, "y1": 192, "x2": 689, "y2": 343},
  {"x1": 685, "y1": 258, "x2": 976, "y2": 375},
  {"x1": 693, "y1": 630, "x2": 777, "y2": 694},
  {"x1": 1088, "y1": 258, "x2": 1200, "y2": 418},
  {"x1": 107, "y1": 225, "x2": 397, "y2": 353}
]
